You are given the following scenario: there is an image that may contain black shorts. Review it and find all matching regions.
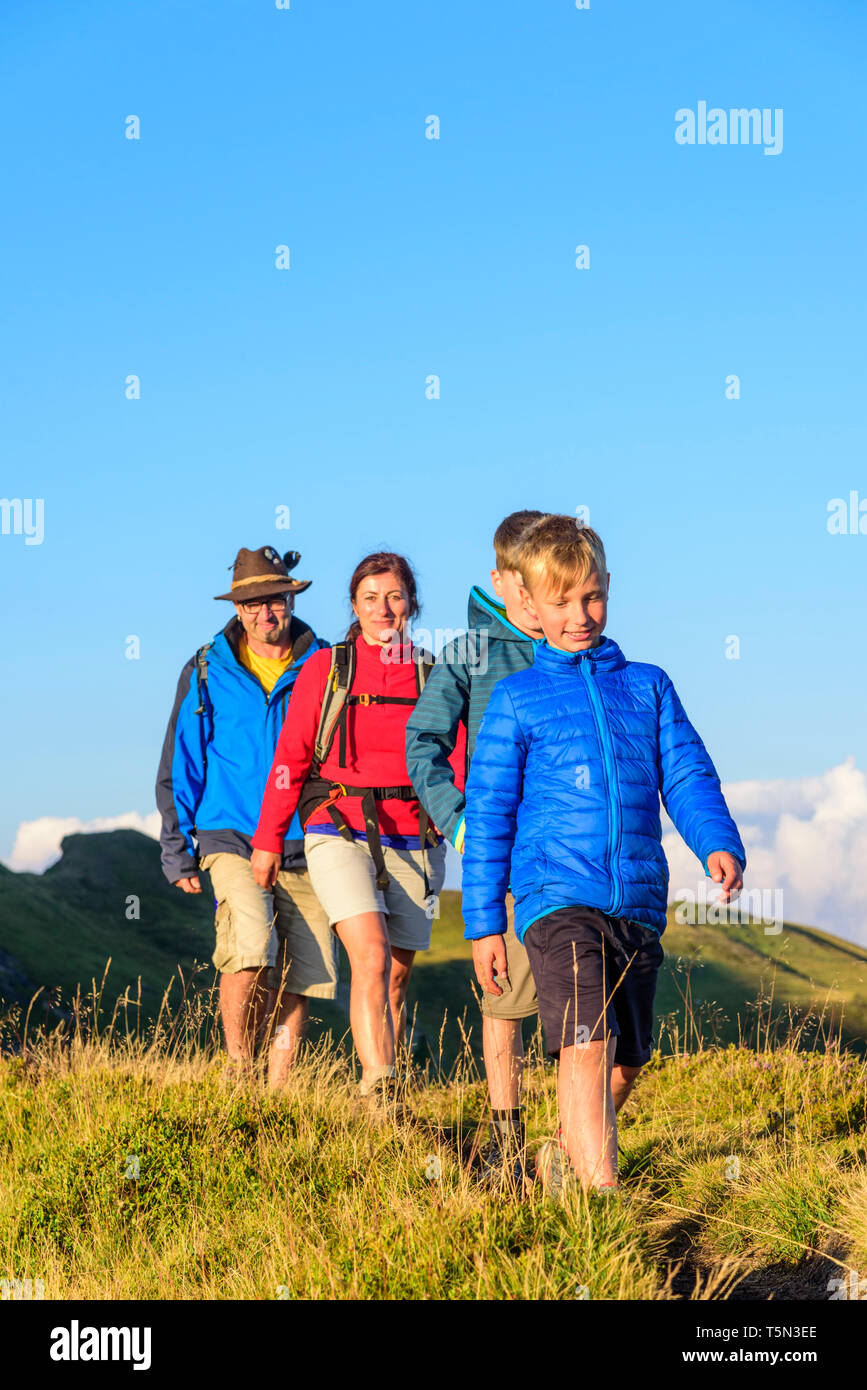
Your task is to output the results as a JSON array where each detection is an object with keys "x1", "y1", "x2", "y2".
[{"x1": 523, "y1": 905, "x2": 665, "y2": 1065}]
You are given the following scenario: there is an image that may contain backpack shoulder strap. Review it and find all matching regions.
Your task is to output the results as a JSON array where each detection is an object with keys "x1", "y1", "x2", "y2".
[
  {"x1": 313, "y1": 642, "x2": 356, "y2": 764},
  {"x1": 193, "y1": 642, "x2": 214, "y2": 716},
  {"x1": 414, "y1": 648, "x2": 434, "y2": 696}
]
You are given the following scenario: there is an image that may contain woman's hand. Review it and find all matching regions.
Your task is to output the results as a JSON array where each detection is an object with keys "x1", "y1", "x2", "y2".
[{"x1": 251, "y1": 848, "x2": 281, "y2": 889}]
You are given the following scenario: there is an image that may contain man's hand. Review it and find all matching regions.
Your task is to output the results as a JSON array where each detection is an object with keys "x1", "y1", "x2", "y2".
[
  {"x1": 472, "y1": 934, "x2": 509, "y2": 996},
  {"x1": 175, "y1": 875, "x2": 201, "y2": 894},
  {"x1": 707, "y1": 851, "x2": 744, "y2": 902},
  {"x1": 251, "y1": 848, "x2": 281, "y2": 890}
]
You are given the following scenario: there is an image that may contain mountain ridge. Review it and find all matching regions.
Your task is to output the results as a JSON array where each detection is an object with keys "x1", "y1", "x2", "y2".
[{"x1": 1, "y1": 830, "x2": 865, "y2": 1055}]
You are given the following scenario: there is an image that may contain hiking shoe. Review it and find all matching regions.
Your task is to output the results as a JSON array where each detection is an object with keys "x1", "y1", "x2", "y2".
[
  {"x1": 535, "y1": 1129, "x2": 576, "y2": 1199},
  {"x1": 217, "y1": 1057, "x2": 257, "y2": 1090},
  {"x1": 359, "y1": 1075, "x2": 414, "y2": 1128},
  {"x1": 536, "y1": 1132, "x2": 622, "y2": 1199},
  {"x1": 477, "y1": 1121, "x2": 531, "y2": 1193}
]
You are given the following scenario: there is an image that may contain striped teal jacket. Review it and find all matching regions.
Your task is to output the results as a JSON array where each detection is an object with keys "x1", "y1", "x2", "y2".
[{"x1": 405, "y1": 587, "x2": 540, "y2": 850}]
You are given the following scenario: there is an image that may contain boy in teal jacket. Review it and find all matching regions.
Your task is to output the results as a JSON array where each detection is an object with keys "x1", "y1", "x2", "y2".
[{"x1": 406, "y1": 510, "x2": 547, "y2": 1185}]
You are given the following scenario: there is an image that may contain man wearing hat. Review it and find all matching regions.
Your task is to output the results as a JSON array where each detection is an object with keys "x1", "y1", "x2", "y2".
[{"x1": 156, "y1": 546, "x2": 338, "y2": 1086}]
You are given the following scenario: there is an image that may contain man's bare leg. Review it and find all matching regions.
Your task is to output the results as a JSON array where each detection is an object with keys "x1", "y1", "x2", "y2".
[
  {"x1": 219, "y1": 967, "x2": 270, "y2": 1064},
  {"x1": 265, "y1": 990, "x2": 310, "y2": 1089}
]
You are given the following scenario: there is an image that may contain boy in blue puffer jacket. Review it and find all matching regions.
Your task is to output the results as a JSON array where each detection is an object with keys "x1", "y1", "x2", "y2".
[{"x1": 462, "y1": 515, "x2": 745, "y2": 1194}]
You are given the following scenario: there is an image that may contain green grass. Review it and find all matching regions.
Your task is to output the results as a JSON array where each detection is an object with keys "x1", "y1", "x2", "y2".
[
  {"x1": 3, "y1": 831, "x2": 867, "y2": 1299},
  {"x1": 1, "y1": 988, "x2": 865, "y2": 1300}
]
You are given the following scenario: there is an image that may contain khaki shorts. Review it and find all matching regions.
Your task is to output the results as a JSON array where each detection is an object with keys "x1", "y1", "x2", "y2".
[
  {"x1": 304, "y1": 832, "x2": 447, "y2": 953},
  {"x1": 478, "y1": 894, "x2": 539, "y2": 1021},
  {"x1": 201, "y1": 852, "x2": 338, "y2": 997}
]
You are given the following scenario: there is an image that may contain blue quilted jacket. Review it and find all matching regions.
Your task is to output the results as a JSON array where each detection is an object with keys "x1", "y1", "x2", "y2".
[
  {"x1": 155, "y1": 616, "x2": 328, "y2": 884},
  {"x1": 461, "y1": 637, "x2": 746, "y2": 941}
]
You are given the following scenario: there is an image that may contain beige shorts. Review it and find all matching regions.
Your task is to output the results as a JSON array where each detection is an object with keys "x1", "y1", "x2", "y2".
[
  {"x1": 304, "y1": 831, "x2": 447, "y2": 952},
  {"x1": 478, "y1": 893, "x2": 539, "y2": 1020},
  {"x1": 201, "y1": 852, "x2": 338, "y2": 997}
]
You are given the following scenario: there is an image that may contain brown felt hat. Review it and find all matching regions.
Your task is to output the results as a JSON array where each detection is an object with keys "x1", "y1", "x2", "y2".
[{"x1": 214, "y1": 546, "x2": 312, "y2": 601}]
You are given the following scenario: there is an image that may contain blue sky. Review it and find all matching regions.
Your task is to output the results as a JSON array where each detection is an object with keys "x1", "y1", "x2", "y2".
[{"x1": 2, "y1": 1, "x2": 866, "y2": 924}]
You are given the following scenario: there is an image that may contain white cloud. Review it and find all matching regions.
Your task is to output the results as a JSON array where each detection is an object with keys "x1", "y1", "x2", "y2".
[
  {"x1": 4, "y1": 812, "x2": 161, "y2": 874},
  {"x1": 664, "y1": 757, "x2": 867, "y2": 947}
]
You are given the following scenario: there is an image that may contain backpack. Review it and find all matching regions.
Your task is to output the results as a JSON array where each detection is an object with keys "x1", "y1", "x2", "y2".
[
  {"x1": 298, "y1": 640, "x2": 435, "y2": 893},
  {"x1": 313, "y1": 640, "x2": 432, "y2": 765},
  {"x1": 193, "y1": 642, "x2": 214, "y2": 718}
]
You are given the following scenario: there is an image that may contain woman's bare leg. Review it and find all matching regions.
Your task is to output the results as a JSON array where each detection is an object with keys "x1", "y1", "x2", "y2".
[
  {"x1": 333, "y1": 911, "x2": 395, "y2": 1082},
  {"x1": 388, "y1": 945, "x2": 416, "y2": 1050}
]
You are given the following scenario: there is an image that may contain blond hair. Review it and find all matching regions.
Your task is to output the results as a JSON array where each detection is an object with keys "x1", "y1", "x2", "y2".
[
  {"x1": 492, "y1": 510, "x2": 551, "y2": 572},
  {"x1": 516, "y1": 514, "x2": 607, "y2": 597}
]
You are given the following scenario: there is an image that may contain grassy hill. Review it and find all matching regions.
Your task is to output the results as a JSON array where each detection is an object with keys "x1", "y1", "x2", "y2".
[
  {"x1": 0, "y1": 830, "x2": 217, "y2": 1030},
  {"x1": 1, "y1": 1021, "x2": 864, "y2": 1300},
  {"x1": 2, "y1": 830, "x2": 867, "y2": 1061},
  {"x1": 2, "y1": 831, "x2": 867, "y2": 1301}
]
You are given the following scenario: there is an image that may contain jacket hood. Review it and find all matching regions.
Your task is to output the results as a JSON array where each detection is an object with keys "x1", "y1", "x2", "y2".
[
  {"x1": 534, "y1": 636, "x2": 626, "y2": 674},
  {"x1": 467, "y1": 586, "x2": 538, "y2": 643}
]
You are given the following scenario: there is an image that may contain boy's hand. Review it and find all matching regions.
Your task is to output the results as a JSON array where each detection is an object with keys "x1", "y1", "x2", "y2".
[
  {"x1": 707, "y1": 851, "x2": 744, "y2": 902},
  {"x1": 472, "y1": 935, "x2": 509, "y2": 996}
]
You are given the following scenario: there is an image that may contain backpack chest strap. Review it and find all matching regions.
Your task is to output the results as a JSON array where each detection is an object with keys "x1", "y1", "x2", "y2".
[{"x1": 345, "y1": 694, "x2": 418, "y2": 707}]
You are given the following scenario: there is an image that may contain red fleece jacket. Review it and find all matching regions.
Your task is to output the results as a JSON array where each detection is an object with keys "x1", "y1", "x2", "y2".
[{"x1": 253, "y1": 636, "x2": 465, "y2": 851}]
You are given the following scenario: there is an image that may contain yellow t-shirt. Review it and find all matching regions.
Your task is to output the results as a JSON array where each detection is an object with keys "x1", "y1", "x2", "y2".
[{"x1": 239, "y1": 638, "x2": 293, "y2": 694}]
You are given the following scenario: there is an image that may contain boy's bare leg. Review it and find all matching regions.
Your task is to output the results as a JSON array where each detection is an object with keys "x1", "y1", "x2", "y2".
[
  {"x1": 483, "y1": 1016, "x2": 524, "y2": 1108},
  {"x1": 266, "y1": 990, "x2": 309, "y2": 1090},
  {"x1": 219, "y1": 967, "x2": 270, "y2": 1063},
  {"x1": 558, "y1": 1036, "x2": 618, "y2": 1188}
]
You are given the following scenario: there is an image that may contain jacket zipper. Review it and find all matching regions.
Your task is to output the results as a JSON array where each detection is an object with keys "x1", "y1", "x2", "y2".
[
  {"x1": 231, "y1": 660, "x2": 289, "y2": 746},
  {"x1": 579, "y1": 655, "x2": 623, "y2": 916}
]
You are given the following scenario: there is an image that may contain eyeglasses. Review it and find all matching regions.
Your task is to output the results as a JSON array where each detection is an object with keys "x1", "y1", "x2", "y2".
[{"x1": 238, "y1": 594, "x2": 291, "y2": 614}]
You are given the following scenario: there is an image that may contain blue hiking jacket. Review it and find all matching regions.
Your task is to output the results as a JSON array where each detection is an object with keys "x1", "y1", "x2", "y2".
[
  {"x1": 155, "y1": 616, "x2": 328, "y2": 884},
  {"x1": 461, "y1": 637, "x2": 746, "y2": 942},
  {"x1": 405, "y1": 586, "x2": 539, "y2": 850}
]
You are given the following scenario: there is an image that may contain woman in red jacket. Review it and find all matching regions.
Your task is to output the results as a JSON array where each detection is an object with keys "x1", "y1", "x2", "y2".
[{"x1": 251, "y1": 552, "x2": 451, "y2": 1106}]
